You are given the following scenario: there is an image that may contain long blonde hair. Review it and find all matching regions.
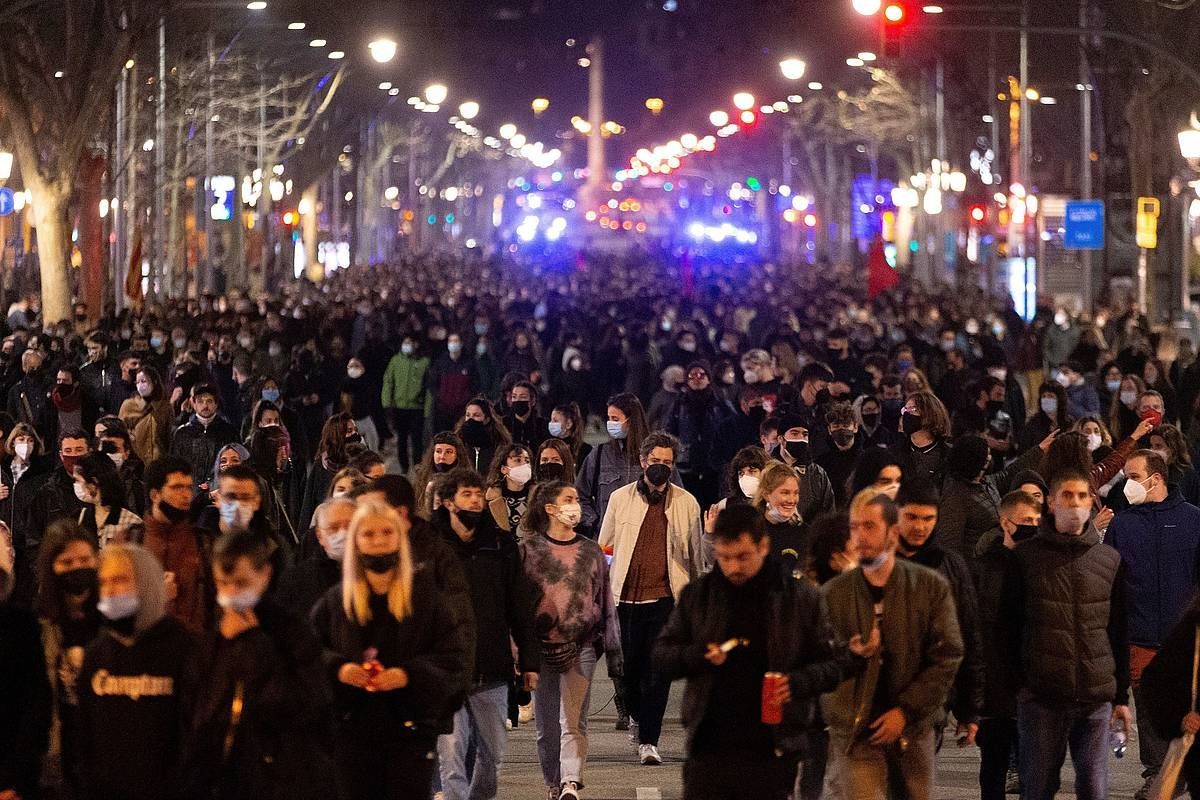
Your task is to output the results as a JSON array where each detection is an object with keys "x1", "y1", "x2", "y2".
[{"x1": 342, "y1": 500, "x2": 414, "y2": 625}]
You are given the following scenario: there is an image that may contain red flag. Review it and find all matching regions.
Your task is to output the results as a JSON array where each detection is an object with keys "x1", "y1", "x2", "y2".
[
  {"x1": 867, "y1": 238, "x2": 899, "y2": 298},
  {"x1": 125, "y1": 226, "x2": 143, "y2": 305}
]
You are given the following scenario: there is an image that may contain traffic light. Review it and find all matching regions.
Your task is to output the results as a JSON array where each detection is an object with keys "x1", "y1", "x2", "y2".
[
  {"x1": 881, "y1": 2, "x2": 909, "y2": 60},
  {"x1": 969, "y1": 204, "x2": 986, "y2": 223}
]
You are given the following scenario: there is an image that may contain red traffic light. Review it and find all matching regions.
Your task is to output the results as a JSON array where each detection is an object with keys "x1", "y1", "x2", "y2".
[
  {"x1": 883, "y1": 2, "x2": 906, "y2": 23},
  {"x1": 969, "y1": 204, "x2": 986, "y2": 223}
]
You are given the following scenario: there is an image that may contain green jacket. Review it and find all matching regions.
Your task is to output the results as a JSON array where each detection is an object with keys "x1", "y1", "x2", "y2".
[
  {"x1": 820, "y1": 557, "x2": 963, "y2": 742},
  {"x1": 382, "y1": 354, "x2": 431, "y2": 413}
]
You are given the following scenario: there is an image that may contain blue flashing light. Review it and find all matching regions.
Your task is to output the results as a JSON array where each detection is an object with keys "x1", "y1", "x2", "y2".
[
  {"x1": 445, "y1": 213, "x2": 455, "y2": 223},
  {"x1": 427, "y1": 214, "x2": 437, "y2": 225},
  {"x1": 663, "y1": 182, "x2": 674, "y2": 192}
]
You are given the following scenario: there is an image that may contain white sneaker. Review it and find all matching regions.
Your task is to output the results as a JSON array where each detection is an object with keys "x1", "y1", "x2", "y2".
[
  {"x1": 638, "y1": 743, "x2": 662, "y2": 765},
  {"x1": 559, "y1": 781, "x2": 581, "y2": 800},
  {"x1": 505, "y1": 718, "x2": 513, "y2": 731},
  {"x1": 519, "y1": 701, "x2": 535, "y2": 724}
]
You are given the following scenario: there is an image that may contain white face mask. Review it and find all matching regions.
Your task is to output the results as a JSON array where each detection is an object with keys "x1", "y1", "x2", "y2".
[
  {"x1": 877, "y1": 481, "x2": 901, "y2": 500},
  {"x1": 14, "y1": 442, "x2": 31, "y2": 461},
  {"x1": 347, "y1": 366, "x2": 364, "y2": 380},
  {"x1": 322, "y1": 530, "x2": 347, "y2": 560},
  {"x1": 1085, "y1": 432, "x2": 1102, "y2": 453},
  {"x1": 553, "y1": 502, "x2": 582, "y2": 527},
  {"x1": 507, "y1": 462, "x2": 533, "y2": 486},
  {"x1": 1123, "y1": 476, "x2": 1152, "y2": 506},
  {"x1": 1053, "y1": 505, "x2": 1090, "y2": 534},
  {"x1": 737, "y1": 474, "x2": 760, "y2": 499},
  {"x1": 109, "y1": 452, "x2": 126, "y2": 469},
  {"x1": 73, "y1": 483, "x2": 98, "y2": 504}
]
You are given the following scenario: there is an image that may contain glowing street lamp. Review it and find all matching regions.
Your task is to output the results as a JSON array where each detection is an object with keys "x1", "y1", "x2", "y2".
[
  {"x1": 531, "y1": 97, "x2": 550, "y2": 115},
  {"x1": 779, "y1": 58, "x2": 807, "y2": 81},
  {"x1": 458, "y1": 101, "x2": 480, "y2": 120},
  {"x1": 709, "y1": 110, "x2": 729, "y2": 127},
  {"x1": 0, "y1": 151, "x2": 12, "y2": 182},
  {"x1": 499, "y1": 123, "x2": 517, "y2": 140},
  {"x1": 853, "y1": 0, "x2": 882, "y2": 14},
  {"x1": 1180, "y1": 127, "x2": 1200, "y2": 161},
  {"x1": 645, "y1": 97, "x2": 664, "y2": 115},
  {"x1": 368, "y1": 39, "x2": 398, "y2": 64},
  {"x1": 732, "y1": 92, "x2": 755, "y2": 111},
  {"x1": 424, "y1": 83, "x2": 448, "y2": 106}
]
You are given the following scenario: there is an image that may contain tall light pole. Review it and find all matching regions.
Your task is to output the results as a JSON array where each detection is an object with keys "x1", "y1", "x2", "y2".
[
  {"x1": 155, "y1": 15, "x2": 167, "y2": 299},
  {"x1": 1079, "y1": 0, "x2": 1093, "y2": 313}
]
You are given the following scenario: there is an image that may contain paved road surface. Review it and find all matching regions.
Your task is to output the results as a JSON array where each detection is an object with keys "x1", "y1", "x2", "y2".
[{"x1": 494, "y1": 661, "x2": 1147, "y2": 799}]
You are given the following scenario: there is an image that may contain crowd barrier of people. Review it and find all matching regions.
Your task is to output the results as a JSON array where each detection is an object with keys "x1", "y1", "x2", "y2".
[{"x1": 2, "y1": 251, "x2": 1200, "y2": 800}]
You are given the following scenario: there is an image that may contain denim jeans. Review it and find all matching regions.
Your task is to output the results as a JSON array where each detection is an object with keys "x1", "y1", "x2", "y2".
[
  {"x1": 1017, "y1": 693, "x2": 1111, "y2": 800},
  {"x1": 535, "y1": 645, "x2": 597, "y2": 788},
  {"x1": 618, "y1": 597, "x2": 674, "y2": 746},
  {"x1": 437, "y1": 682, "x2": 509, "y2": 800},
  {"x1": 826, "y1": 726, "x2": 936, "y2": 800}
]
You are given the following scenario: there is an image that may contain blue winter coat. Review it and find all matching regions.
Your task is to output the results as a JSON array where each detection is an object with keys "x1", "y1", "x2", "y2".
[{"x1": 1107, "y1": 493, "x2": 1200, "y2": 649}]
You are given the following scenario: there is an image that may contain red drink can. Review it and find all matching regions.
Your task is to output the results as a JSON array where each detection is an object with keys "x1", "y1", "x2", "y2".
[{"x1": 762, "y1": 672, "x2": 785, "y2": 725}]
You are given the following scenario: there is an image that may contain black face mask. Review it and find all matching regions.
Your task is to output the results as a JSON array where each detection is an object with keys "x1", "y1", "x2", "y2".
[
  {"x1": 645, "y1": 463, "x2": 671, "y2": 487},
  {"x1": 511, "y1": 400, "x2": 531, "y2": 417},
  {"x1": 361, "y1": 551, "x2": 400, "y2": 574},
  {"x1": 461, "y1": 419, "x2": 490, "y2": 447},
  {"x1": 433, "y1": 461, "x2": 455, "y2": 473},
  {"x1": 344, "y1": 433, "x2": 363, "y2": 445},
  {"x1": 56, "y1": 382, "x2": 75, "y2": 394},
  {"x1": 861, "y1": 413, "x2": 880, "y2": 429},
  {"x1": 537, "y1": 462, "x2": 565, "y2": 482},
  {"x1": 1012, "y1": 523, "x2": 1039, "y2": 543},
  {"x1": 455, "y1": 509, "x2": 483, "y2": 530},
  {"x1": 832, "y1": 430, "x2": 856, "y2": 449},
  {"x1": 902, "y1": 414, "x2": 923, "y2": 437},
  {"x1": 882, "y1": 398, "x2": 904, "y2": 416},
  {"x1": 159, "y1": 500, "x2": 189, "y2": 523},
  {"x1": 785, "y1": 440, "x2": 811, "y2": 464},
  {"x1": 815, "y1": 388, "x2": 832, "y2": 405},
  {"x1": 747, "y1": 405, "x2": 766, "y2": 424},
  {"x1": 986, "y1": 399, "x2": 1004, "y2": 417},
  {"x1": 827, "y1": 347, "x2": 845, "y2": 361},
  {"x1": 56, "y1": 566, "x2": 97, "y2": 596}
]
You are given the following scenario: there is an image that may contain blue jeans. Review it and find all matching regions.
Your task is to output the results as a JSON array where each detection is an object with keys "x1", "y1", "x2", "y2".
[
  {"x1": 437, "y1": 682, "x2": 510, "y2": 800},
  {"x1": 1017, "y1": 693, "x2": 1110, "y2": 800},
  {"x1": 535, "y1": 645, "x2": 597, "y2": 788}
]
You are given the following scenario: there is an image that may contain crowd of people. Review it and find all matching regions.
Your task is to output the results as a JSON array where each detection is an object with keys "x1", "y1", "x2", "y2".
[{"x1": 1, "y1": 250, "x2": 1200, "y2": 800}]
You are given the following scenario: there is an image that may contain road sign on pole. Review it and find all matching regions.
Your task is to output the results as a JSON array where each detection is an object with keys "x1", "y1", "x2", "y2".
[
  {"x1": 1063, "y1": 199, "x2": 1104, "y2": 250},
  {"x1": 1137, "y1": 196, "x2": 1160, "y2": 250}
]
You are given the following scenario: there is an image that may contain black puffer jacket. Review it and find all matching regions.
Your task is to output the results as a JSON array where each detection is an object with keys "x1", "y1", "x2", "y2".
[
  {"x1": 0, "y1": 601, "x2": 51, "y2": 798},
  {"x1": 1003, "y1": 523, "x2": 1130, "y2": 707},
  {"x1": 432, "y1": 508, "x2": 539, "y2": 684},
  {"x1": 653, "y1": 557, "x2": 857, "y2": 757}
]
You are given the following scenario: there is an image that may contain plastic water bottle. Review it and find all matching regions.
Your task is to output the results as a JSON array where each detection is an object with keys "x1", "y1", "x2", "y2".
[{"x1": 1111, "y1": 725, "x2": 1127, "y2": 758}]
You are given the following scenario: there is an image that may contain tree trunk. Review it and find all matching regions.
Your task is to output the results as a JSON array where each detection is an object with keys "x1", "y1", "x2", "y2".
[
  {"x1": 77, "y1": 153, "x2": 107, "y2": 319},
  {"x1": 29, "y1": 181, "x2": 73, "y2": 324},
  {"x1": 302, "y1": 182, "x2": 320, "y2": 282}
]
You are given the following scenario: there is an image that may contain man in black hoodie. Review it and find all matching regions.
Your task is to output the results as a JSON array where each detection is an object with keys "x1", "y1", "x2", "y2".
[
  {"x1": 431, "y1": 468, "x2": 538, "y2": 800},
  {"x1": 894, "y1": 480, "x2": 983, "y2": 751}
]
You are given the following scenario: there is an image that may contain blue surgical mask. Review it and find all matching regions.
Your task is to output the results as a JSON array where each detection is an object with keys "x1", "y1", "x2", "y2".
[
  {"x1": 98, "y1": 592, "x2": 139, "y2": 621},
  {"x1": 262, "y1": 388, "x2": 280, "y2": 403},
  {"x1": 548, "y1": 421, "x2": 565, "y2": 438},
  {"x1": 606, "y1": 420, "x2": 627, "y2": 440},
  {"x1": 150, "y1": 335, "x2": 164, "y2": 349},
  {"x1": 323, "y1": 531, "x2": 347, "y2": 560}
]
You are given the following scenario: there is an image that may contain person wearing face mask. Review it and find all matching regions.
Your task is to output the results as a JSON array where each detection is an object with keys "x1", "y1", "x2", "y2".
[
  {"x1": 430, "y1": 469, "x2": 538, "y2": 800},
  {"x1": 816, "y1": 403, "x2": 863, "y2": 509},
  {"x1": 502, "y1": 381, "x2": 548, "y2": 449},
  {"x1": 934, "y1": 432, "x2": 1050, "y2": 581},
  {"x1": 1105, "y1": 451, "x2": 1200, "y2": 798},
  {"x1": 0, "y1": 423, "x2": 49, "y2": 603},
  {"x1": 207, "y1": 465, "x2": 289, "y2": 575},
  {"x1": 793, "y1": 363, "x2": 836, "y2": 447},
  {"x1": 411, "y1": 433, "x2": 469, "y2": 518},
  {"x1": 519, "y1": 481, "x2": 622, "y2": 800},
  {"x1": 647, "y1": 365, "x2": 686, "y2": 431},
  {"x1": 547, "y1": 403, "x2": 591, "y2": 468},
  {"x1": 26, "y1": 431, "x2": 93, "y2": 585},
  {"x1": 340, "y1": 357, "x2": 380, "y2": 453},
  {"x1": 823, "y1": 491, "x2": 963, "y2": 800},
  {"x1": 6, "y1": 347, "x2": 49, "y2": 429},
  {"x1": 1108, "y1": 374, "x2": 1148, "y2": 443},
  {"x1": 73, "y1": 453, "x2": 142, "y2": 550},
  {"x1": 78, "y1": 543, "x2": 198, "y2": 800},
  {"x1": 973, "y1": 490, "x2": 1042, "y2": 800},
  {"x1": 999, "y1": 467, "x2": 1131, "y2": 800},
  {"x1": 429, "y1": 333, "x2": 475, "y2": 434},
  {"x1": 35, "y1": 521, "x2": 102, "y2": 800},
  {"x1": 454, "y1": 398, "x2": 511, "y2": 474},
  {"x1": 663, "y1": 362, "x2": 726, "y2": 510},
  {"x1": 118, "y1": 367, "x2": 169, "y2": 467},
  {"x1": 1019, "y1": 382, "x2": 1071, "y2": 454},
  {"x1": 483, "y1": 444, "x2": 536, "y2": 533},
  {"x1": 311, "y1": 501, "x2": 472, "y2": 800},
  {"x1": 1143, "y1": 423, "x2": 1200, "y2": 507},
  {"x1": 276, "y1": 497, "x2": 354, "y2": 616},
  {"x1": 894, "y1": 482, "x2": 983, "y2": 755},
  {"x1": 598, "y1": 432, "x2": 702, "y2": 766},
  {"x1": 141, "y1": 457, "x2": 210, "y2": 633},
  {"x1": 576, "y1": 393, "x2": 661, "y2": 539},
  {"x1": 383, "y1": 336, "x2": 431, "y2": 474},
  {"x1": 0, "y1": 519, "x2": 52, "y2": 800},
  {"x1": 169, "y1": 384, "x2": 238, "y2": 493},
  {"x1": 709, "y1": 446, "x2": 768, "y2": 519},
  {"x1": 96, "y1": 419, "x2": 147, "y2": 517},
  {"x1": 891, "y1": 390, "x2": 954, "y2": 485},
  {"x1": 1042, "y1": 308, "x2": 1080, "y2": 375},
  {"x1": 854, "y1": 394, "x2": 898, "y2": 450},
  {"x1": 708, "y1": 385, "x2": 770, "y2": 483},
  {"x1": 187, "y1": 530, "x2": 339, "y2": 800},
  {"x1": 37, "y1": 365, "x2": 100, "y2": 451},
  {"x1": 771, "y1": 415, "x2": 836, "y2": 522}
]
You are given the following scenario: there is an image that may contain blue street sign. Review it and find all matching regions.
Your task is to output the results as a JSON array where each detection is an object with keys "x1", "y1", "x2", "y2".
[
  {"x1": 1064, "y1": 199, "x2": 1105, "y2": 250},
  {"x1": 0, "y1": 188, "x2": 15, "y2": 217}
]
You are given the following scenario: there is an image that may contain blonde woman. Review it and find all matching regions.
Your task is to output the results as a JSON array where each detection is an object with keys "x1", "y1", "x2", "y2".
[
  {"x1": 752, "y1": 461, "x2": 808, "y2": 575},
  {"x1": 312, "y1": 501, "x2": 472, "y2": 800}
]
